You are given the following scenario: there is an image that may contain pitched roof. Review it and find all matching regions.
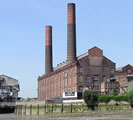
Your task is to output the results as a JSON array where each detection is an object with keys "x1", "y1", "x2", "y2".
[{"x1": 116, "y1": 64, "x2": 133, "y2": 72}]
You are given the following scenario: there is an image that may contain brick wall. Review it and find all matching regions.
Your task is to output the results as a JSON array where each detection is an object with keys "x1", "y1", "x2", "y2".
[{"x1": 38, "y1": 63, "x2": 78, "y2": 101}]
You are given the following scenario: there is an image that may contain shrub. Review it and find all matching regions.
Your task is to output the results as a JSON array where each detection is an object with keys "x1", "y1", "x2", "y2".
[
  {"x1": 83, "y1": 90, "x2": 99, "y2": 110},
  {"x1": 121, "y1": 95, "x2": 128, "y2": 102},
  {"x1": 98, "y1": 95, "x2": 112, "y2": 103},
  {"x1": 113, "y1": 95, "x2": 128, "y2": 102},
  {"x1": 98, "y1": 94, "x2": 128, "y2": 103},
  {"x1": 128, "y1": 90, "x2": 133, "y2": 108},
  {"x1": 113, "y1": 96, "x2": 121, "y2": 102}
]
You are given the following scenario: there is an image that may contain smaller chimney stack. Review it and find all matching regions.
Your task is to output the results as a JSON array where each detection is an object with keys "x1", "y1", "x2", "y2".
[{"x1": 45, "y1": 26, "x2": 53, "y2": 74}]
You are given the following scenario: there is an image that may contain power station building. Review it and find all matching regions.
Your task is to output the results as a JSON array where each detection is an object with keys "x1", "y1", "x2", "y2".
[{"x1": 38, "y1": 3, "x2": 118, "y2": 101}]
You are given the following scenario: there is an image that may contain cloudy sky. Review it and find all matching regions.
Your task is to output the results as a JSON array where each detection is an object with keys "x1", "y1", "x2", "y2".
[{"x1": 0, "y1": 0, "x2": 133, "y2": 98}]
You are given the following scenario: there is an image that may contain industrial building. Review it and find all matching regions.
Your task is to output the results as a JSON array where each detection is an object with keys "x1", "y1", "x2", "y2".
[
  {"x1": 115, "y1": 64, "x2": 133, "y2": 93},
  {"x1": 38, "y1": 3, "x2": 119, "y2": 101},
  {"x1": 0, "y1": 75, "x2": 20, "y2": 106},
  {"x1": 115, "y1": 64, "x2": 133, "y2": 84}
]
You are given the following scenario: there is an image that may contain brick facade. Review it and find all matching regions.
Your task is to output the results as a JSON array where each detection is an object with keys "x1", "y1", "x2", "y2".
[
  {"x1": 115, "y1": 64, "x2": 133, "y2": 84},
  {"x1": 38, "y1": 3, "x2": 118, "y2": 101},
  {"x1": 38, "y1": 47, "x2": 116, "y2": 101},
  {"x1": 38, "y1": 62, "x2": 78, "y2": 101}
]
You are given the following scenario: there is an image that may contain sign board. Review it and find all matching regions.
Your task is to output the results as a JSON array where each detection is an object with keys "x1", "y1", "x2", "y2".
[
  {"x1": 63, "y1": 91, "x2": 77, "y2": 98},
  {"x1": 65, "y1": 92, "x2": 75, "y2": 96}
]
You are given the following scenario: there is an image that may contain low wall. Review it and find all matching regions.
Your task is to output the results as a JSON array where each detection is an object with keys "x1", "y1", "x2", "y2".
[
  {"x1": 15, "y1": 103, "x2": 132, "y2": 115},
  {"x1": 16, "y1": 101, "x2": 45, "y2": 106}
]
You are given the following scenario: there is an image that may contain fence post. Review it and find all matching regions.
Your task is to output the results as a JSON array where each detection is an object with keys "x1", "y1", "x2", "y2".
[
  {"x1": 24, "y1": 105, "x2": 26, "y2": 115},
  {"x1": 46, "y1": 104, "x2": 47, "y2": 113},
  {"x1": 51, "y1": 104, "x2": 53, "y2": 113},
  {"x1": 70, "y1": 103, "x2": 72, "y2": 113},
  {"x1": 37, "y1": 104, "x2": 39, "y2": 115},
  {"x1": 44, "y1": 104, "x2": 46, "y2": 114},
  {"x1": 15, "y1": 105, "x2": 17, "y2": 115},
  {"x1": 19, "y1": 105, "x2": 21, "y2": 115},
  {"x1": 20, "y1": 105, "x2": 23, "y2": 115},
  {"x1": 17, "y1": 105, "x2": 19, "y2": 115},
  {"x1": 82, "y1": 104, "x2": 84, "y2": 112},
  {"x1": 61, "y1": 104, "x2": 63, "y2": 113},
  {"x1": 30, "y1": 104, "x2": 32, "y2": 115}
]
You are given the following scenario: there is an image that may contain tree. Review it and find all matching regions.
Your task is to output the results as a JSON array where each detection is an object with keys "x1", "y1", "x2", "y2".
[{"x1": 83, "y1": 90, "x2": 99, "y2": 110}]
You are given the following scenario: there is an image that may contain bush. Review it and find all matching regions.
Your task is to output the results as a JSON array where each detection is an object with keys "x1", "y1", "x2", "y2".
[
  {"x1": 128, "y1": 90, "x2": 133, "y2": 107},
  {"x1": 113, "y1": 96, "x2": 121, "y2": 102},
  {"x1": 83, "y1": 90, "x2": 99, "y2": 110},
  {"x1": 121, "y1": 94, "x2": 128, "y2": 102},
  {"x1": 98, "y1": 94, "x2": 128, "y2": 103},
  {"x1": 113, "y1": 95, "x2": 128, "y2": 102},
  {"x1": 98, "y1": 95, "x2": 112, "y2": 103}
]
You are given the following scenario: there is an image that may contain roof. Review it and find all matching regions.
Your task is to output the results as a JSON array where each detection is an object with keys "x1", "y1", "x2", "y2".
[
  {"x1": 0, "y1": 74, "x2": 19, "y2": 86},
  {"x1": 53, "y1": 46, "x2": 114, "y2": 71},
  {"x1": 54, "y1": 52, "x2": 88, "y2": 70},
  {"x1": 116, "y1": 64, "x2": 133, "y2": 72},
  {"x1": 88, "y1": 46, "x2": 103, "y2": 52}
]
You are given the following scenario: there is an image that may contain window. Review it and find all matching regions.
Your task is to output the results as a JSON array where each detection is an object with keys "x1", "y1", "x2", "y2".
[
  {"x1": 79, "y1": 86, "x2": 83, "y2": 92},
  {"x1": 59, "y1": 73, "x2": 61, "y2": 89},
  {"x1": 93, "y1": 75, "x2": 100, "y2": 83},
  {"x1": 94, "y1": 76, "x2": 99, "y2": 80},
  {"x1": 64, "y1": 72, "x2": 67, "y2": 77},
  {"x1": 64, "y1": 72, "x2": 68, "y2": 87},
  {"x1": 79, "y1": 67, "x2": 83, "y2": 73},
  {"x1": 102, "y1": 76, "x2": 106, "y2": 82},
  {"x1": 56, "y1": 78, "x2": 58, "y2": 91},
  {"x1": 86, "y1": 76, "x2": 91, "y2": 82},
  {"x1": 94, "y1": 85, "x2": 99, "y2": 90},
  {"x1": 79, "y1": 75, "x2": 83, "y2": 83},
  {"x1": 110, "y1": 69, "x2": 115, "y2": 76},
  {"x1": 126, "y1": 68, "x2": 132, "y2": 74}
]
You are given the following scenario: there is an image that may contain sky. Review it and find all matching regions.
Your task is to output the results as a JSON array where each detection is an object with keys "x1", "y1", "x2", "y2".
[{"x1": 0, "y1": 0, "x2": 133, "y2": 98}]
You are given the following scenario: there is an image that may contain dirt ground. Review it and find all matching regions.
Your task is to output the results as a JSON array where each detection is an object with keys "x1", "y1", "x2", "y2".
[{"x1": 1, "y1": 111, "x2": 133, "y2": 120}]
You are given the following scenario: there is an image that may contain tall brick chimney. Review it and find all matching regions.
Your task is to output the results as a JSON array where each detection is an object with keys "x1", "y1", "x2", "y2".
[
  {"x1": 67, "y1": 3, "x2": 77, "y2": 64},
  {"x1": 45, "y1": 26, "x2": 53, "y2": 74}
]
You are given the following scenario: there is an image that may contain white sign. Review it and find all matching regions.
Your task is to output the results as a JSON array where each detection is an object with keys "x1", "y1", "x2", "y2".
[{"x1": 63, "y1": 91, "x2": 77, "y2": 98}]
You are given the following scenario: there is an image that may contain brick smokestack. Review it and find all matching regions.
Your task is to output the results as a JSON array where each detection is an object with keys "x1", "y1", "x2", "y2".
[
  {"x1": 67, "y1": 3, "x2": 77, "y2": 64},
  {"x1": 45, "y1": 26, "x2": 53, "y2": 74}
]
